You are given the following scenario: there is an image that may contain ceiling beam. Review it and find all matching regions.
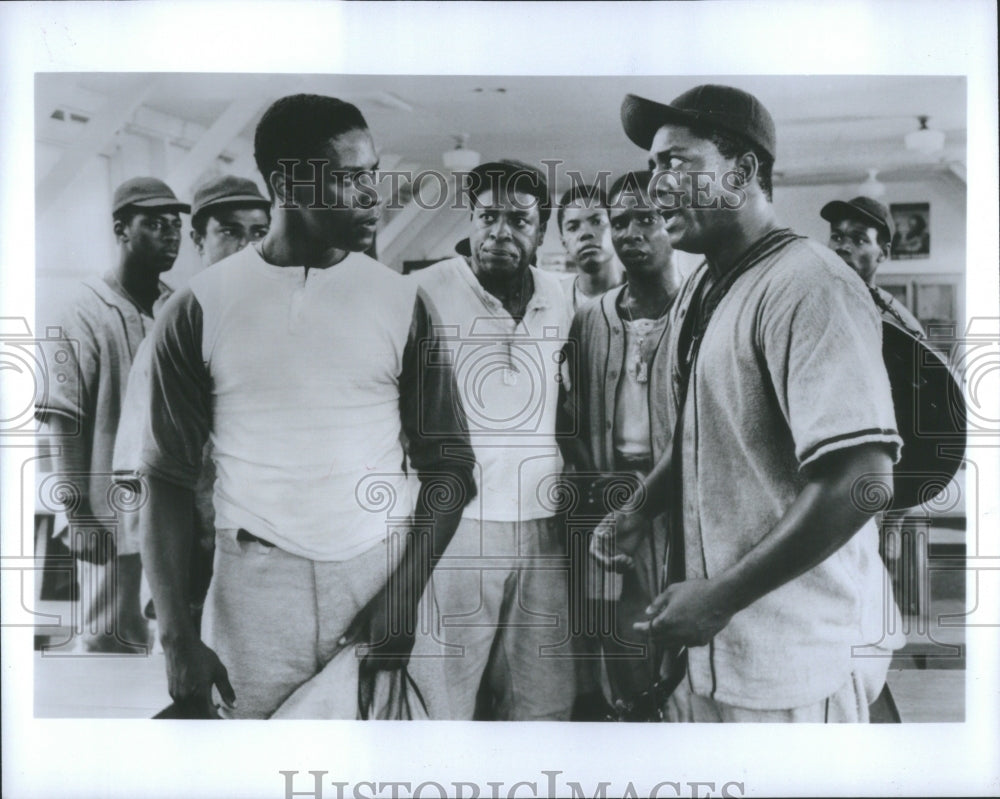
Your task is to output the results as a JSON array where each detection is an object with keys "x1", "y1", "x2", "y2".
[
  {"x1": 166, "y1": 96, "x2": 268, "y2": 194},
  {"x1": 379, "y1": 199, "x2": 437, "y2": 265},
  {"x1": 36, "y1": 76, "x2": 161, "y2": 215}
]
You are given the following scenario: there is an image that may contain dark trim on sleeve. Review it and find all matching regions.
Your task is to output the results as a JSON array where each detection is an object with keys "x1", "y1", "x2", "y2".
[{"x1": 399, "y1": 291, "x2": 477, "y2": 507}]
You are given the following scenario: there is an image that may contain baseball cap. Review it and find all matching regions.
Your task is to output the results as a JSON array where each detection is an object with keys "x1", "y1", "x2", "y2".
[
  {"x1": 191, "y1": 174, "x2": 270, "y2": 219},
  {"x1": 621, "y1": 84, "x2": 777, "y2": 161},
  {"x1": 112, "y1": 176, "x2": 190, "y2": 215},
  {"x1": 820, "y1": 196, "x2": 894, "y2": 241},
  {"x1": 462, "y1": 159, "x2": 551, "y2": 226}
]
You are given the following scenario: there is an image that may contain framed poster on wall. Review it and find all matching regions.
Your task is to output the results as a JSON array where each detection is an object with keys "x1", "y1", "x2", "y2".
[{"x1": 890, "y1": 202, "x2": 931, "y2": 259}]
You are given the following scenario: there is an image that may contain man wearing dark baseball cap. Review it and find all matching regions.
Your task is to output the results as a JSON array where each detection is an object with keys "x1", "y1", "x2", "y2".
[
  {"x1": 189, "y1": 174, "x2": 271, "y2": 266},
  {"x1": 407, "y1": 158, "x2": 578, "y2": 721},
  {"x1": 109, "y1": 176, "x2": 190, "y2": 314},
  {"x1": 36, "y1": 176, "x2": 188, "y2": 653},
  {"x1": 821, "y1": 195, "x2": 924, "y2": 337},
  {"x1": 593, "y1": 85, "x2": 905, "y2": 722},
  {"x1": 112, "y1": 175, "x2": 191, "y2": 215}
]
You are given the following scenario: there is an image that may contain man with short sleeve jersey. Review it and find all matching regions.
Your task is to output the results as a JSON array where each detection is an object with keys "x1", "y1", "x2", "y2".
[
  {"x1": 36, "y1": 176, "x2": 188, "y2": 653},
  {"x1": 595, "y1": 85, "x2": 907, "y2": 721}
]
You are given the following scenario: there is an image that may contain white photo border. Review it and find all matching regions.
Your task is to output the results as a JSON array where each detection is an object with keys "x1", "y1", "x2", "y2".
[{"x1": 2, "y1": 2, "x2": 998, "y2": 798}]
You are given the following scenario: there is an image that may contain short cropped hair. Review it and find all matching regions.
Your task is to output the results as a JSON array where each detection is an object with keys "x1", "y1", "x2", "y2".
[
  {"x1": 464, "y1": 159, "x2": 552, "y2": 228},
  {"x1": 557, "y1": 183, "x2": 609, "y2": 232},
  {"x1": 686, "y1": 122, "x2": 774, "y2": 201},
  {"x1": 254, "y1": 94, "x2": 369, "y2": 200},
  {"x1": 608, "y1": 171, "x2": 654, "y2": 207}
]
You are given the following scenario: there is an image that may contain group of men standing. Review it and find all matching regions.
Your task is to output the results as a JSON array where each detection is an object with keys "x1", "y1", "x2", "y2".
[{"x1": 41, "y1": 84, "x2": 910, "y2": 723}]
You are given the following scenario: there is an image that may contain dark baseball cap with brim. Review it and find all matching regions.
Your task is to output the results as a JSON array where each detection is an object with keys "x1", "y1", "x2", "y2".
[
  {"x1": 191, "y1": 174, "x2": 270, "y2": 219},
  {"x1": 821, "y1": 196, "x2": 894, "y2": 241},
  {"x1": 112, "y1": 176, "x2": 190, "y2": 215},
  {"x1": 462, "y1": 159, "x2": 552, "y2": 226},
  {"x1": 621, "y1": 84, "x2": 777, "y2": 161}
]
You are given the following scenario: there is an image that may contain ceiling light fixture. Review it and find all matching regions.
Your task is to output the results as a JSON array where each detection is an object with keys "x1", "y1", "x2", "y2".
[
  {"x1": 904, "y1": 115, "x2": 945, "y2": 154},
  {"x1": 858, "y1": 168, "x2": 886, "y2": 198},
  {"x1": 442, "y1": 134, "x2": 480, "y2": 171}
]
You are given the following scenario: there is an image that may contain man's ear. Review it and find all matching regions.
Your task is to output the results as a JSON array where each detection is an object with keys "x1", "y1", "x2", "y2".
[
  {"x1": 878, "y1": 240, "x2": 891, "y2": 263},
  {"x1": 190, "y1": 228, "x2": 205, "y2": 257},
  {"x1": 269, "y1": 170, "x2": 287, "y2": 206},
  {"x1": 734, "y1": 151, "x2": 759, "y2": 188}
]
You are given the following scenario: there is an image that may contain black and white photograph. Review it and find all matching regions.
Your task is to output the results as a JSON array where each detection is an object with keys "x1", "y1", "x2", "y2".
[{"x1": 2, "y1": 3, "x2": 998, "y2": 799}]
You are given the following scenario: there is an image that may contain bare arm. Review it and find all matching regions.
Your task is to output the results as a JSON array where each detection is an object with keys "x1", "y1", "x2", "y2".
[
  {"x1": 46, "y1": 413, "x2": 98, "y2": 519},
  {"x1": 140, "y1": 476, "x2": 234, "y2": 715},
  {"x1": 136, "y1": 289, "x2": 231, "y2": 713},
  {"x1": 635, "y1": 443, "x2": 893, "y2": 645}
]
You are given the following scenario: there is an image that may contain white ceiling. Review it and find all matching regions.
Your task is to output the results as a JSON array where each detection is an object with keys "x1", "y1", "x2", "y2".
[{"x1": 39, "y1": 73, "x2": 967, "y2": 191}]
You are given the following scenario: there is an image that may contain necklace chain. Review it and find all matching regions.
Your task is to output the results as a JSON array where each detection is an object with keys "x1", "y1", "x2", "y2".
[
  {"x1": 622, "y1": 286, "x2": 671, "y2": 385},
  {"x1": 621, "y1": 285, "x2": 673, "y2": 325}
]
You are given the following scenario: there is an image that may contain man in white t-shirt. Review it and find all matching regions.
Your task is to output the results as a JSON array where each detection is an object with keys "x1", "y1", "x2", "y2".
[
  {"x1": 408, "y1": 160, "x2": 577, "y2": 720},
  {"x1": 139, "y1": 95, "x2": 475, "y2": 719}
]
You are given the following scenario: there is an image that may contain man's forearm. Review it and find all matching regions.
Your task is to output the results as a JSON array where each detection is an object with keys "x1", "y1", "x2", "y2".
[
  {"x1": 140, "y1": 475, "x2": 198, "y2": 644},
  {"x1": 712, "y1": 445, "x2": 893, "y2": 615},
  {"x1": 47, "y1": 413, "x2": 94, "y2": 513},
  {"x1": 411, "y1": 469, "x2": 472, "y2": 580}
]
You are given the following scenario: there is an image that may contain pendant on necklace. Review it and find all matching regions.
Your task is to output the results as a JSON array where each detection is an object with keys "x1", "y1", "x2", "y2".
[
  {"x1": 636, "y1": 359, "x2": 649, "y2": 384},
  {"x1": 503, "y1": 367, "x2": 519, "y2": 386}
]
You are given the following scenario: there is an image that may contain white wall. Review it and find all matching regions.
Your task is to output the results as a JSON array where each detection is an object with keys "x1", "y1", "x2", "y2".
[
  {"x1": 774, "y1": 173, "x2": 967, "y2": 329},
  {"x1": 775, "y1": 175, "x2": 966, "y2": 278},
  {"x1": 35, "y1": 131, "x2": 260, "y2": 332}
]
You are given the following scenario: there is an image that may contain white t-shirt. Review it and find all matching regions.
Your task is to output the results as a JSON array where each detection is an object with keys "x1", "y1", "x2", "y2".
[{"x1": 140, "y1": 246, "x2": 473, "y2": 561}]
